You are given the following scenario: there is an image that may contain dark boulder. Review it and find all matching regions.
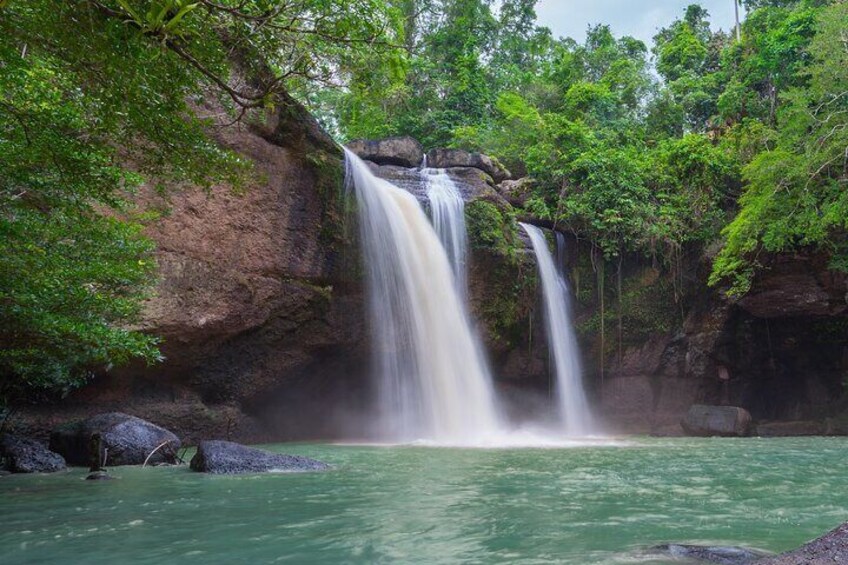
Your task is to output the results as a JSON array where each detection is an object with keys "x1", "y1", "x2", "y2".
[
  {"x1": 756, "y1": 521, "x2": 848, "y2": 564},
  {"x1": 681, "y1": 405, "x2": 753, "y2": 437},
  {"x1": 652, "y1": 544, "x2": 767, "y2": 564},
  {"x1": 426, "y1": 148, "x2": 511, "y2": 183},
  {"x1": 189, "y1": 440, "x2": 329, "y2": 474},
  {"x1": 85, "y1": 470, "x2": 114, "y2": 481},
  {"x1": 0, "y1": 435, "x2": 66, "y2": 473},
  {"x1": 346, "y1": 136, "x2": 424, "y2": 168},
  {"x1": 50, "y1": 412, "x2": 180, "y2": 466}
]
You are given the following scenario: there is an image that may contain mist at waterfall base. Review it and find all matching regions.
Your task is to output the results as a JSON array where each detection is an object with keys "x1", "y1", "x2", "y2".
[{"x1": 344, "y1": 149, "x2": 604, "y2": 446}]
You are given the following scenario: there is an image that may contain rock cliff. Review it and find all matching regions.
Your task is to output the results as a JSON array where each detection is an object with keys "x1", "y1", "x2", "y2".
[
  {"x1": 16, "y1": 97, "x2": 369, "y2": 443},
  {"x1": 13, "y1": 122, "x2": 848, "y2": 441}
]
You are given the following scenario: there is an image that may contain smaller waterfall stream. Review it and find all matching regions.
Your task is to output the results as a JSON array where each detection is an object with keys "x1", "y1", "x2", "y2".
[
  {"x1": 521, "y1": 223, "x2": 596, "y2": 436},
  {"x1": 423, "y1": 168, "x2": 468, "y2": 297}
]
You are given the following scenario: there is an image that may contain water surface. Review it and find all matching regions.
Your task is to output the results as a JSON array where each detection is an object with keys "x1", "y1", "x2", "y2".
[{"x1": 1, "y1": 437, "x2": 846, "y2": 564}]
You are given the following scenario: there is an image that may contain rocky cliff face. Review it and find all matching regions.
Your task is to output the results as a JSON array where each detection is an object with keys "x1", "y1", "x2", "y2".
[
  {"x1": 15, "y1": 125, "x2": 551, "y2": 442},
  {"x1": 596, "y1": 251, "x2": 848, "y2": 435},
  {"x1": 16, "y1": 121, "x2": 848, "y2": 441},
  {"x1": 17, "y1": 98, "x2": 371, "y2": 443}
]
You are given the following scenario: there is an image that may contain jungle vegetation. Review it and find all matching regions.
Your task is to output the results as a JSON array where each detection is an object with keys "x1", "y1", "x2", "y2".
[{"x1": 1, "y1": 0, "x2": 846, "y2": 399}]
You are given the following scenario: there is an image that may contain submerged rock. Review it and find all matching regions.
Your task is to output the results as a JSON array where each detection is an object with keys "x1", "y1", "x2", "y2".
[
  {"x1": 681, "y1": 405, "x2": 752, "y2": 437},
  {"x1": 189, "y1": 440, "x2": 329, "y2": 474},
  {"x1": 346, "y1": 136, "x2": 424, "y2": 168},
  {"x1": 653, "y1": 543, "x2": 767, "y2": 564},
  {"x1": 756, "y1": 521, "x2": 848, "y2": 564},
  {"x1": 50, "y1": 412, "x2": 180, "y2": 466},
  {"x1": 426, "y1": 148, "x2": 511, "y2": 183},
  {"x1": 85, "y1": 470, "x2": 114, "y2": 481},
  {"x1": 0, "y1": 435, "x2": 66, "y2": 473}
]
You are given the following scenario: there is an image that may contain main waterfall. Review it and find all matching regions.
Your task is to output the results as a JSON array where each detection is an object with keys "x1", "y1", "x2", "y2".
[
  {"x1": 521, "y1": 223, "x2": 596, "y2": 436},
  {"x1": 344, "y1": 149, "x2": 502, "y2": 443}
]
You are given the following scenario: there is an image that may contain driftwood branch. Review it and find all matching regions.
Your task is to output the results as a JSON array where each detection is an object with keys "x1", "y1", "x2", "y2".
[{"x1": 142, "y1": 440, "x2": 174, "y2": 467}]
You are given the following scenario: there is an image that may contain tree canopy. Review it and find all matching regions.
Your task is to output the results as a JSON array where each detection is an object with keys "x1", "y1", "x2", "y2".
[
  {"x1": 330, "y1": 0, "x2": 846, "y2": 295},
  {"x1": 0, "y1": 0, "x2": 403, "y2": 402},
  {"x1": 2, "y1": 0, "x2": 847, "y2": 401}
]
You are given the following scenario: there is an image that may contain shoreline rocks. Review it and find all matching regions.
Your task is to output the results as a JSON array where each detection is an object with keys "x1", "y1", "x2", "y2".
[
  {"x1": 756, "y1": 521, "x2": 848, "y2": 564},
  {"x1": 189, "y1": 440, "x2": 329, "y2": 474},
  {"x1": 0, "y1": 435, "x2": 66, "y2": 473},
  {"x1": 49, "y1": 412, "x2": 180, "y2": 467},
  {"x1": 756, "y1": 420, "x2": 825, "y2": 437},
  {"x1": 652, "y1": 543, "x2": 768, "y2": 564},
  {"x1": 681, "y1": 405, "x2": 753, "y2": 437}
]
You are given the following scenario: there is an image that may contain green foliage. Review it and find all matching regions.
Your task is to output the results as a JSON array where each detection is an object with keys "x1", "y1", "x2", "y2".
[
  {"x1": 329, "y1": 0, "x2": 845, "y2": 299},
  {"x1": 465, "y1": 199, "x2": 519, "y2": 258},
  {"x1": 0, "y1": 0, "x2": 403, "y2": 401},
  {"x1": 577, "y1": 268, "x2": 679, "y2": 342},
  {"x1": 710, "y1": 1, "x2": 848, "y2": 293}
]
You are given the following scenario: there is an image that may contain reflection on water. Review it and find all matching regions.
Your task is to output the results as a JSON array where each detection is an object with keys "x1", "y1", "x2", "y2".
[{"x1": 1, "y1": 437, "x2": 847, "y2": 564}]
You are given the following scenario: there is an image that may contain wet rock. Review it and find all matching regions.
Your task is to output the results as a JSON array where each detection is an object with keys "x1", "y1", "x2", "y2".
[
  {"x1": 85, "y1": 470, "x2": 114, "y2": 481},
  {"x1": 756, "y1": 420, "x2": 825, "y2": 437},
  {"x1": 497, "y1": 177, "x2": 534, "y2": 207},
  {"x1": 0, "y1": 435, "x2": 66, "y2": 473},
  {"x1": 426, "y1": 148, "x2": 511, "y2": 183},
  {"x1": 756, "y1": 521, "x2": 848, "y2": 564},
  {"x1": 681, "y1": 405, "x2": 752, "y2": 437},
  {"x1": 50, "y1": 413, "x2": 180, "y2": 466},
  {"x1": 653, "y1": 543, "x2": 768, "y2": 564},
  {"x1": 346, "y1": 136, "x2": 424, "y2": 168},
  {"x1": 189, "y1": 440, "x2": 329, "y2": 474}
]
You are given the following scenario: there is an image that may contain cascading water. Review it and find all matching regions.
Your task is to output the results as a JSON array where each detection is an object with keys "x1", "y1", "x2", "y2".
[
  {"x1": 423, "y1": 168, "x2": 468, "y2": 298},
  {"x1": 344, "y1": 148, "x2": 502, "y2": 443},
  {"x1": 521, "y1": 223, "x2": 596, "y2": 436},
  {"x1": 555, "y1": 231, "x2": 567, "y2": 278}
]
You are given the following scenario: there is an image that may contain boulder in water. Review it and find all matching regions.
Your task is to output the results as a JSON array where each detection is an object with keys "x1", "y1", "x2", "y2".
[
  {"x1": 0, "y1": 435, "x2": 66, "y2": 473},
  {"x1": 755, "y1": 521, "x2": 848, "y2": 564},
  {"x1": 85, "y1": 470, "x2": 114, "y2": 481},
  {"x1": 50, "y1": 412, "x2": 180, "y2": 466},
  {"x1": 652, "y1": 543, "x2": 767, "y2": 564},
  {"x1": 346, "y1": 136, "x2": 424, "y2": 168},
  {"x1": 189, "y1": 440, "x2": 329, "y2": 474},
  {"x1": 681, "y1": 405, "x2": 752, "y2": 437},
  {"x1": 426, "y1": 148, "x2": 511, "y2": 183}
]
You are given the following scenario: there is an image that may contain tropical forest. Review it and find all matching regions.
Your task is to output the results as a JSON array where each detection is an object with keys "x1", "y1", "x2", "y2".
[{"x1": 1, "y1": 0, "x2": 847, "y2": 563}]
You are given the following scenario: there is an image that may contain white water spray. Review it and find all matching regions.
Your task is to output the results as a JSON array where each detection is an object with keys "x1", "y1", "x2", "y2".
[
  {"x1": 345, "y1": 148, "x2": 502, "y2": 444},
  {"x1": 424, "y1": 168, "x2": 468, "y2": 298},
  {"x1": 521, "y1": 223, "x2": 596, "y2": 435}
]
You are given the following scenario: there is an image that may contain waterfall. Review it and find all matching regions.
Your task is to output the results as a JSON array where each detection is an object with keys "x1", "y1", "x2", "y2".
[
  {"x1": 423, "y1": 168, "x2": 468, "y2": 298},
  {"x1": 344, "y1": 148, "x2": 502, "y2": 443},
  {"x1": 555, "y1": 231, "x2": 567, "y2": 279},
  {"x1": 521, "y1": 223, "x2": 595, "y2": 436}
]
